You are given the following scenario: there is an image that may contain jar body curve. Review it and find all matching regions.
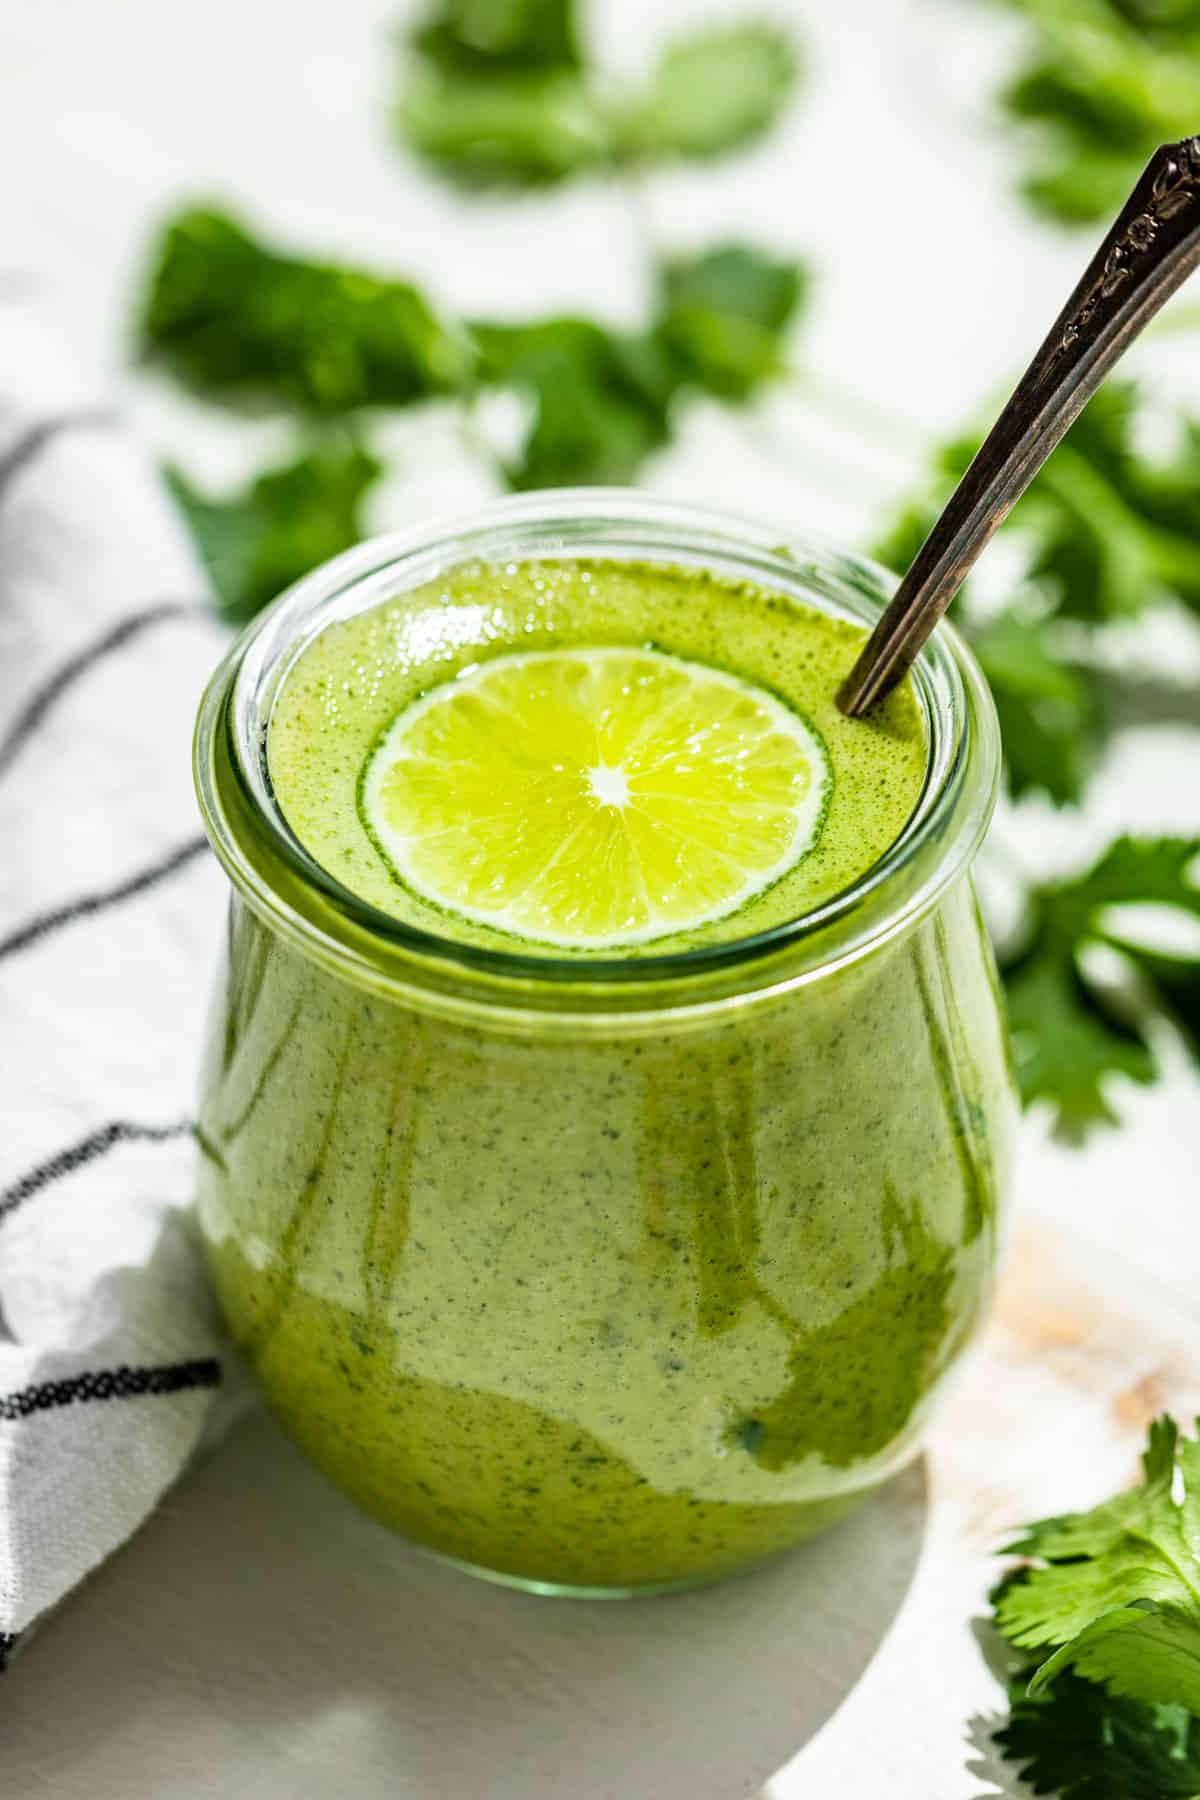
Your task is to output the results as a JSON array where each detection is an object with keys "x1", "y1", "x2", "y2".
[{"x1": 196, "y1": 873, "x2": 1011, "y2": 1593}]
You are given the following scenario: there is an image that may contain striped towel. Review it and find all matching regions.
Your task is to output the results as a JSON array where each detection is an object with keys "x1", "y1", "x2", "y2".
[{"x1": 0, "y1": 305, "x2": 246, "y2": 1670}]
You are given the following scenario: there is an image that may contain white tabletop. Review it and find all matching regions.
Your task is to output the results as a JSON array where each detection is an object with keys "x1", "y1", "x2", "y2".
[{"x1": 3, "y1": 1, "x2": 1199, "y2": 1794}]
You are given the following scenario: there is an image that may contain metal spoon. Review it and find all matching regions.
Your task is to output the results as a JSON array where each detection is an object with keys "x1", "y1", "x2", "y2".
[{"x1": 837, "y1": 136, "x2": 1200, "y2": 717}]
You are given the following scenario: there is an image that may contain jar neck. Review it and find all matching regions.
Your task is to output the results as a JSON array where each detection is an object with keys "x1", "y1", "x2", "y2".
[{"x1": 193, "y1": 492, "x2": 1001, "y2": 1023}]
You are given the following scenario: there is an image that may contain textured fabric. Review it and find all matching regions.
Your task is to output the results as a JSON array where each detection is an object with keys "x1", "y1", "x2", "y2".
[{"x1": 0, "y1": 306, "x2": 244, "y2": 1665}]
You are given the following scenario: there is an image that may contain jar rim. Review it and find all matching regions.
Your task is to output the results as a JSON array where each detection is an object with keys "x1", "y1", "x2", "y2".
[{"x1": 193, "y1": 489, "x2": 1001, "y2": 1019}]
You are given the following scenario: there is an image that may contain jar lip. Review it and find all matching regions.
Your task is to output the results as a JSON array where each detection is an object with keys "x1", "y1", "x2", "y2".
[{"x1": 194, "y1": 489, "x2": 1001, "y2": 1014}]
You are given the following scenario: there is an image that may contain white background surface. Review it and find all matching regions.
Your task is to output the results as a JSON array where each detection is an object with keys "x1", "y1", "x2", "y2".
[{"x1": 2, "y1": 1, "x2": 1199, "y2": 1795}]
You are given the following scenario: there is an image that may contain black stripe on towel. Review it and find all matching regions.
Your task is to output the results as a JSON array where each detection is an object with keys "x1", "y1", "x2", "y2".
[
  {"x1": 0, "y1": 1119, "x2": 194, "y2": 1225},
  {"x1": 0, "y1": 834, "x2": 209, "y2": 963},
  {"x1": 0, "y1": 601, "x2": 207, "y2": 779},
  {"x1": 0, "y1": 407, "x2": 120, "y2": 509},
  {"x1": 0, "y1": 1632, "x2": 18, "y2": 1672},
  {"x1": 0, "y1": 1359, "x2": 221, "y2": 1422}
]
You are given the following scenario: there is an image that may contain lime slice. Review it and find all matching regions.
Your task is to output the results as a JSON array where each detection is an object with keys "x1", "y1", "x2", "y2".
[{"x1": 360, "y1": 647, "x2": 830, "y2": 949}]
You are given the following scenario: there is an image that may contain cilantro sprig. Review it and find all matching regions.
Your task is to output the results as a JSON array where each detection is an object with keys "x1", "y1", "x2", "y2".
[
  {"x1": 878, "y1": 387, "x2": 1200, "y2": 1133},
  {"x1": 990, "y1": 1418, "x2": 1200, "y2": 1796},
  {"x1": 982, "y1": 0, "x2": 1200, "y2": 223},
  {"x1": 167, "y1": 441, "x2": 382, "y2": 623},
  {"x1": 396, "y1": 0, "x2": 798, "y2": 186},
  {"x1": 140, "y1": 208, "x2": 808, "y2": 501},
  {"x1": 1001, "y1": 837, "x2": 1200, "y2": 1136}
]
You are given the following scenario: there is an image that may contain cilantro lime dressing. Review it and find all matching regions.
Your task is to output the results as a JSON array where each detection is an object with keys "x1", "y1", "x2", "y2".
[
  {"x1": 267, "y1": 559, "x2": 926, "y2": 952},
  {"x1": 197, "y1": 557, "x2": 1011, "y2": 1591}
]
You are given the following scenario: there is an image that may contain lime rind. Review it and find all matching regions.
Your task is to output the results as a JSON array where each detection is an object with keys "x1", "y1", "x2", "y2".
[{"x1": 359, "y1": 646, "x2": 831, "y2": 949}]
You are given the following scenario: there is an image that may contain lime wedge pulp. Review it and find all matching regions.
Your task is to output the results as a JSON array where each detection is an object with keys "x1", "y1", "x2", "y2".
[{"x1": 360, "y1": 646, "x2": 831, "y2": 949}]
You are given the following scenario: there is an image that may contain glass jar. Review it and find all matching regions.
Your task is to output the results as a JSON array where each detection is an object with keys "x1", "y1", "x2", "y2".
[{"x1": 193, "y1": 492, "x2": 1013, "y2": 1596}]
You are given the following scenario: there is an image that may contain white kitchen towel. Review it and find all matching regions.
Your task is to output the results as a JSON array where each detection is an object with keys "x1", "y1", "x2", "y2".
[{"x1": 0, "y1": 303, "x2": 245, "y2": 1670}]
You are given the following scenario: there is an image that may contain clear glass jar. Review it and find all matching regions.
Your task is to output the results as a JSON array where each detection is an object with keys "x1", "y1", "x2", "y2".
[{"x1": 193, "y1": 492, "x2": 1013, "y2": 1596}]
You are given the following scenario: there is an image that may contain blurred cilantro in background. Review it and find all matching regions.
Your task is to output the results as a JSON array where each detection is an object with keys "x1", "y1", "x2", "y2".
[
  {"x1": 875, "y1": 381, "x2": 1200, "y2": 806},
  {"x1": 470, "y1": 244, "x2": 807, "y2": 484},
  {"x1": 413, "y1": 0, "x2": 582, "y2": 74},
  {"x1": 982, "y1": 0, "x2": 1200, "y2": 223},
  {"x1": 396, "y1": 0, "x2": 797, "y2": 185},
  {"x1": 140, "y1": 209, "x2": 807, "y2": 501},
  {"x1": 878, "y1": 391, "x2": 1200, "y2": 1137},
  {"x1": 654, "y1": 246, "x2": 807, "y2": 400},
  {"x1": 1001, "y1": 836, "x2": 1200, "y2": 1134},
  {"x1": 142, "y1": 209, "x2": 472, "y2": 412},
  {"x1": 167, "y1": 442, "x2": 382, "y2": 623}
]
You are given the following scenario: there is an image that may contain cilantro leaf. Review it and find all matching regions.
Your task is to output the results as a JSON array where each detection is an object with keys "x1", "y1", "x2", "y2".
[
  {"x1": 167, "y1": 441, "x2": 381, "y2": 622},
  {"x1": 1003, "y1": 951, "x2": 1156, "y2": 1136},
  {"x1": 397, "y1": 69, "x2": 610, "y2": 187},
  {"x1": 1044, "y1": 836, "x2": 1200, "y2": 925},
  {"x1": 994, "y1": 1668, "x2": 1200, "y2": 1799},
  {"x1": 397, "y1": 1, "x2": 592, "y2": 186},
  {"x1": 1118, "y1": 944, "x2": 1200, "y2": 1053},
  {"x1": 138, "y1": 217, "x2": 807, "y2": 507},
  {"x1": 469, "y1": 317, "x2": 674, "y2": 486},
  {"x1": 396, "y1": 12, "x2": 798, "y2": 186},
  {"x1": 1030, "y1": 1603, "x2": 1200, "y2": 1716},
  {"x1": 412, "y1": 0, "x2": 580, "y2": 75},
  {"x1": 1000, "y1": 838, "x2": 1200, "y2": 1135},
  {"x1": 1024, "y1": 389, "x2": 1200, "y2": 624},
  {"x1": 140, "y1": 208, "x2": 472, "y2": 414},
  {"x1": 469, "y1": 244, "x2": 807, "y2": 485},
  {"x1": 969, "y1": 613, "x2": 1104, "y2": 805},
  {"x1": 987, "y1": 1420, "x2": 1200, "y2": 1792},
  {"x1": 614, "y1": 24, "x2": 799, "y2": 165},
  {"x1": 997, "y1": 1417, "x2": 1190, "y2": 1648},
  {"x1": 984, "y1": 0, "x2": 1200, "y2": 223},
  {"x1": 653, "y1": 244, "x2": 808, "y2": 401}
]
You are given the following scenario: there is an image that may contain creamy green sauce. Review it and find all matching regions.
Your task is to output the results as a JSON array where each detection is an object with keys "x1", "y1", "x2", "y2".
[
  {"x1": 267, "y1": 559, "x2": 928, "y2": 953},
  {"x1": 197, "y1": 557, "x2": 1011, "y2": 1591}
]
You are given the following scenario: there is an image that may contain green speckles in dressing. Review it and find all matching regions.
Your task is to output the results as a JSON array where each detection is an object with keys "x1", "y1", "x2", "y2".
[{"x1": 267, "y1": 558, "x2": 927, "y2": 954}]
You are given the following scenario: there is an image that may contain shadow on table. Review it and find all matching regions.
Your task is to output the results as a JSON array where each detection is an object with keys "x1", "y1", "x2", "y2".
[
  {"x1": 965, "y1": 1713, "x2": 1037, "y2": 1800},
  {"x1": 964, "y1": 1618, "x2": 1037, "y2": 1800},
  {"x1": 1, "y1": 1410, "x2": 927, "y2": 1800}
]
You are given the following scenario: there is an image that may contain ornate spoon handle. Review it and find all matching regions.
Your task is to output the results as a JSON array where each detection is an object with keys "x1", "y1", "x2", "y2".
[{"x1": 838, "y1": 137, "x2": 1200, "y2": 717}]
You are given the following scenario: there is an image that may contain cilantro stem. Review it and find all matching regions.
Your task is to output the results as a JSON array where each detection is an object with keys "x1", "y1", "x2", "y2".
[{"x1": 1147, "y1": 530, "x2": 1200, "y2": 596}]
